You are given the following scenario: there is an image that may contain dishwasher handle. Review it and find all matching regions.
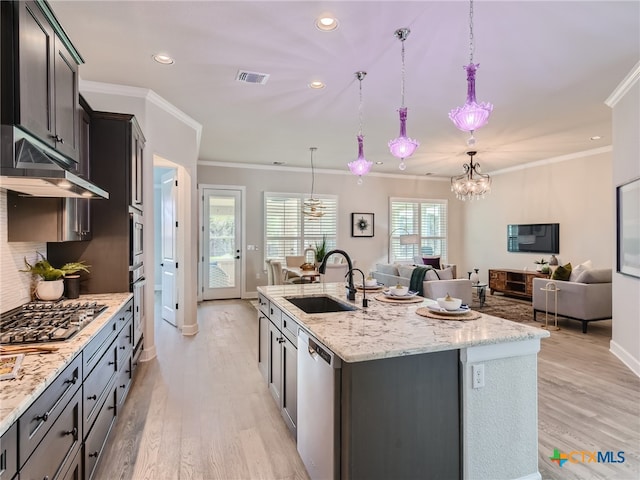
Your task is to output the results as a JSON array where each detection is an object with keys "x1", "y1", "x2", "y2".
[{"x1": 299, "y1": 329, "x2": 341, "y2": 368}]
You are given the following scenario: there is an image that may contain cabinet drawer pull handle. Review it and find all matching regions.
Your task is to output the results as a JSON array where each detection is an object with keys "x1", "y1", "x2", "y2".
[
  {"x1": 64, "y1": 376, "x2": 77, "y2": 385},
  {"x1": 89, "y1": 451, "x2": 99, "y2": 458},
  {"x1": 36, "y1": 412, "x2": 49, "y2": 422},
  {"x1": 108, "y1": 361, "x2": 116, "y2": 366},
  {"x1": 64, "y1": 427, "x2": 78, "y2": 439},
  {"x1": 120, "y1": 384, "x2": 126, "y2": 389},
  {"x1": 87, "y1": 394, "x2": 97, "y2": 400},
  {"x1": 119, "y1": 346, "x2": 126, "y2": 350}
]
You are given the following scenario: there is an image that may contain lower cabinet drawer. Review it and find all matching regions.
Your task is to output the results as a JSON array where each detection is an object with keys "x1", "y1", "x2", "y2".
[
  {"x1": 19, "y1": 388, "x2": 82, "y2": 480},
  {"x1": 83, "y1": 344, "x2": 118, "y2": 438},
  {"x1": 19, "y1": 354, "x2": 82, "y2": 466},
  {"x1": 84, "y1": 383, "x2": 118, "y2": 480}
]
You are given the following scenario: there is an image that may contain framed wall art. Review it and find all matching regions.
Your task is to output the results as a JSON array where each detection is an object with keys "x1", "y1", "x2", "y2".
[
  {"x1": 616, "y1": 177, "x2": 640, "y2": 278},
  {"x1": 351, "y1": 213, "x2": 374, "y2": 237}
]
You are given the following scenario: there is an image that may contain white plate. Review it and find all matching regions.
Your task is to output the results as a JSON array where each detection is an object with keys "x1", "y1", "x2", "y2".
[
  {"x1": 357, "y1": 283, "x2": 384, "y2": 290},
  {"x1": 382, "y1": 290, "x2": 419, "y2": 299},
  {"x1": 427, "y1": 304, "x2": 471, "y2": 315}
]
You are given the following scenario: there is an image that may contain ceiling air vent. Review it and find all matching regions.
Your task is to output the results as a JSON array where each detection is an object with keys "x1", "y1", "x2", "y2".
[{"x1": 236, "y1": 70, "x2": 270, "y2": 85}]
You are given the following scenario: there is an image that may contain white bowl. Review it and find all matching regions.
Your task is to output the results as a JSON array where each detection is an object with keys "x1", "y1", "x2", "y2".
[
  {"x1": 364, "y1": 278, "x2": 378, "y2": 287},
  {"x1": 389, "y1": 285, "x2": 409, "y2": 296},
  {"x1": 437, "y1": 297, "x2": 462, "y2": 311}
]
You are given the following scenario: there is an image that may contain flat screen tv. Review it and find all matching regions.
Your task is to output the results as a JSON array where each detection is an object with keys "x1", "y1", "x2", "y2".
[{"x1": 507, "y1": 223, "x2": 559, "y2": 254}]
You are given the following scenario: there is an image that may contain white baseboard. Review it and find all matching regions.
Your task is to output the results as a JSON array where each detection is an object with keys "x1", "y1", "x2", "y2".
[{"x1": 610, "y1": 340, "x2": 640, "y2": 378}]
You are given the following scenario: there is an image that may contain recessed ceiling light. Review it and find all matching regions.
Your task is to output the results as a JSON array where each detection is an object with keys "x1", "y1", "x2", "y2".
[
  {"x1": 315, "y1": 15, "x2": 339, "y2": 32},
  {"x1": 375, "y1": 161, "x2": 384, "y2": 165},
  {"x1": 308, "y1": 81, "x2": 325, "y2": 89},
  {"x1": 153, "y1": 54, "x2": 174, "y2": 65},
  {"x1": 590, "y1": 135, "x2": 602, "y2": 141}
]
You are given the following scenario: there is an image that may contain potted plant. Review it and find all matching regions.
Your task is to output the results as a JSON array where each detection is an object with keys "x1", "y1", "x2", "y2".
[
  {"x1": 314, "y1": 235, "x2": 328, "y2": 265},
  {"x1": 533, "y1": 258, "x2": 548, "y2": 272},
  {"x1": 21, "y1": 253, "x2": 90, "y2": 300}
]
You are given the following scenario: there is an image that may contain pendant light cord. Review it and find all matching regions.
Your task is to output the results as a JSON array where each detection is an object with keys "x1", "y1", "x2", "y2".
[
  {"x1": 468, "y1": 0, "x2": 475, "y2": 64},
  {"x1": 309, "y1": 147, "x2": 317, "y2": 199},
  {"x1": 358, "y1": 76, "x2": 364, "y2": 136}
]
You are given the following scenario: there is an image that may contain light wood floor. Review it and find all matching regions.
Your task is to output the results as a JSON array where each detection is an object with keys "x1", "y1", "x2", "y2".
[{"x1": 93, "y1": 298, "x2": 639, "y2": 480}]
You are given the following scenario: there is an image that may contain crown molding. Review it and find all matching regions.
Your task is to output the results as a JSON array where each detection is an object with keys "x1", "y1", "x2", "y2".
[
  {"x1": 491, "y1": 145, "x2": 612, "y2": 176},
  {"x1": 605, "y1": 61, "x2": 640, "y2": 108},
  {"x1": 79, "y1": 79, "x2": 202, "y2": 148}
]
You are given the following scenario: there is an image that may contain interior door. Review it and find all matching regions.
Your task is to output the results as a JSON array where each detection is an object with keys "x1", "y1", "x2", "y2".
[
  {"x1": 161, "y1": 170, "x2": 178, "y2": 326},
  {"x1": 202, "y1": 188, "x2": 242, "y2": 300}
]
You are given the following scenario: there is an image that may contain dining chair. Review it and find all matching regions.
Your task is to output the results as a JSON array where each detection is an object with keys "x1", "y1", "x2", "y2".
[{"x1": 320, "y1": 263, "x2": 349, "y2": 283}]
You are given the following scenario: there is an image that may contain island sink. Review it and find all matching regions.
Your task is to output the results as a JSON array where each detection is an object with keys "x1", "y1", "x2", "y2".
[{"x1": 285, "y1": 295, "x2": 357, "y2": 314}]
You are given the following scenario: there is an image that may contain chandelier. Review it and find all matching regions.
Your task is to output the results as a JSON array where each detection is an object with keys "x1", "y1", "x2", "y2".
[
  {"x1": 303, "y1": 147, "x2": 325, "y2": 218},
  {"x1": 450, "y1": 150, "x2": 491, "y2": 201},
  {"x1": 388, "y1": 27, "x2": 419, "y2": 170},
  {"x1": 348, "y1": 71, "x2": 372, "y2": 185},
  {"x1": 448, "y1": 0, "x2": 493, "y2": 146}
]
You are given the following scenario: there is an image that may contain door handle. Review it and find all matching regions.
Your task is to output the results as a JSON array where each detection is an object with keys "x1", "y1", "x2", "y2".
[
  {"x1": 235, "y1": 256, "x2": 240, "y2": 259},
  {"x1": 160, "y1": 263, "x2": 164, "y2": 267}
]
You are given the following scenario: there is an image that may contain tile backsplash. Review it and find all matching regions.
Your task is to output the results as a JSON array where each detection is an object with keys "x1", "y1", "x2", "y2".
[{"x1": 0, "y1": 191, "x2": 44, "y2": 312}]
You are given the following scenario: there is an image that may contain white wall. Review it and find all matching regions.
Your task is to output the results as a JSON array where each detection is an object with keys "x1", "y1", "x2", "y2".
[
  {"x1": 464, "y1": 151, "x2": 613, "y2": 285},
  {"x1": 609, "y1": 64, "x2": 640, "y2": 377}
]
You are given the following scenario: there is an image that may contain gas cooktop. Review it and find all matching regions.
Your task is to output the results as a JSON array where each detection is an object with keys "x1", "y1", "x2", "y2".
[{"x1": 0, "y1": 301, "x2": 107, "y2": 345}]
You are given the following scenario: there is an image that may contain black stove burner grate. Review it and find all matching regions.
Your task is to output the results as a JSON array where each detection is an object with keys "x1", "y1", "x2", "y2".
[{"x1": 0, "y1": 301, "x2": 107, "y2": 345}]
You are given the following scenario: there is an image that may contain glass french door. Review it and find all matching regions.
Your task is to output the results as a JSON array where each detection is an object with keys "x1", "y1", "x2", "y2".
[{"x1": 202, "y1": 188, "x2": 242, "y2": 300}]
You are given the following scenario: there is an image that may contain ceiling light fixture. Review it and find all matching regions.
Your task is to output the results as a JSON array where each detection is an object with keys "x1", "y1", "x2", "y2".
[
  {"x1": 152, "y1": 53, "x2": 174, "y2": 65},
  {"x1": 348, "y1": 71, "x2": 373, "y2": 185},
  {"x1": 449, "y1": 0, "x2": 493, "y2": 146},
  {"x1": 388, "y1": 28, "x2": 419, "y2": 171},
  {"x1": 316, "y1": 15, "x2": 339, "y2": 31},
  {"x1": 308, "y1": 81, "x2": 325, "y2": 89},
  {"x1": 451, "y1": 150, "x2": 491, "y2": 201},
  {"x1": 303, "y1": 147, "x2": 325, "y2": 219}
]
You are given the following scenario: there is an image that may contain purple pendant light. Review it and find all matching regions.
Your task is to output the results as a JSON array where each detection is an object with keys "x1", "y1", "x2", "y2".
[
  {"x1": 388, "y1": 28, "x2": 419, "y2": 171},
  {"x1": 449, "y1": 0, "x2": 493, "y2": 146},
  {"x1": 348, "y1": 71, "x2": 372, "y2": 185}
]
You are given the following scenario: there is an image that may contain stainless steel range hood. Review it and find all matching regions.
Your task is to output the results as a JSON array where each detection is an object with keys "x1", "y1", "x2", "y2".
[{"x1": 0, "y1": 126, "x2": 109, "y2": 199}]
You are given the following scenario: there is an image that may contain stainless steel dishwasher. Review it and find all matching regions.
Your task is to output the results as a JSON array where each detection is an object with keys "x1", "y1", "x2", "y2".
[{"x1": 297, "y1": 329, "x2": 342, "y2": 480}]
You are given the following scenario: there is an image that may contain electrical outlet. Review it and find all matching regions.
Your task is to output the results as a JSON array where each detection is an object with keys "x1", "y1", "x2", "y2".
[{"x1": 472, "y1": 364, "x2": 485, "y2": 389}]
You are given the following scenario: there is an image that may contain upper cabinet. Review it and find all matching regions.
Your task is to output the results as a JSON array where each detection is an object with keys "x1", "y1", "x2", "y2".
[{"x1": 1, "y1": 0, "x2": 83, "y2": 163}]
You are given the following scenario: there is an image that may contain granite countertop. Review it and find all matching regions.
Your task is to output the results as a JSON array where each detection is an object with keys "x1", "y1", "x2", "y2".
[
  {"x1": 0, "y1": 292, "x2": 132, "y2": 436},
  {"x1": 258, "y1": 283, "x2": 549, "y2": 363}
]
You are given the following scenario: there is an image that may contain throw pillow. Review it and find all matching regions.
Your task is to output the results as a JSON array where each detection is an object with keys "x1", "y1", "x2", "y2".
[
  {"x1": 551, "y1": 263, "x2": 572, "y2": 281},
  {"x1": 575, "y1": 268, "x2": 612, "y2": 284},
  {"x1": 569, "y1": 259, "x2": 593, "y2": 282},
  {"x1": 398, "y1": 265, "x2": 417, "y2": 279},
  {"x1": 377, "y1": 264, "x2": 399, "y2": 276},
  {"x1": 422, "y1": 256, "x2": 441, "y2": 269},
  {"x1": 425, "y1": 269, "x2": 440, "y2": 281},
  {"x1": 436, "y1": 267, "x2": 454, "y2": 280}
]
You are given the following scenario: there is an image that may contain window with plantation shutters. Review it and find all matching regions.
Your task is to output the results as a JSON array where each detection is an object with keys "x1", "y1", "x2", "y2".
[
  {"x1": 264, "y1": 192, "x2": 338, "y2": 262},
  {"x1": 389, "y1": 198, "x2": 448, "y2": 263}
]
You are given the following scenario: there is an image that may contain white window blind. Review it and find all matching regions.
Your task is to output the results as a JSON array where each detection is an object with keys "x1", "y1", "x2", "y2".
[
  {"x1": 389, "y1": 198, "x2": 448, "y2": 263},
  {"x1": 264, "y1": 192, "x2": 338, "y2": 262}
]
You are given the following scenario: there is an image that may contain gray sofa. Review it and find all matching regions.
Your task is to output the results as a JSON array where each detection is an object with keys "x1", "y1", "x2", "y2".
[
  {"x1": 372, "y1": 263, "x2": 472, "y2": 305},
  {"x1": 532, "y1": 268, "x2": 612, "y2": 333}
]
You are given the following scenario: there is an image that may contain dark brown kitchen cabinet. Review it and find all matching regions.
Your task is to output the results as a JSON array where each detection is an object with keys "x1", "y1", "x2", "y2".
[
  {"x1": 48, "y1": 112, "x2": 146, "y2": 294},
  {"x1": 83, "y1": 384, "x2": 117, "y2": 480},
  {"x1": 0, "y1": 422, "x2": 17, "y2": 480},
  {"x1": 19, "y1": 387, "x2": 82, "y2": 480},
  {"x1": 0, "y1": 0, "x2": 82, "y2": 162}
]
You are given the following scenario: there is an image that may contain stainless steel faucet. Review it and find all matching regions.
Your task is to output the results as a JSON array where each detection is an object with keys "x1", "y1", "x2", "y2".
[{"x1": 318, "y1": 249, "x2": 356, "y2": 301}]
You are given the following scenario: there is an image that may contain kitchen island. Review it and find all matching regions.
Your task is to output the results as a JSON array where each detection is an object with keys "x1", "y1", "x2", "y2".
[{"x1": 258, "y1": 282, "x2": 549, "y2": 480}]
